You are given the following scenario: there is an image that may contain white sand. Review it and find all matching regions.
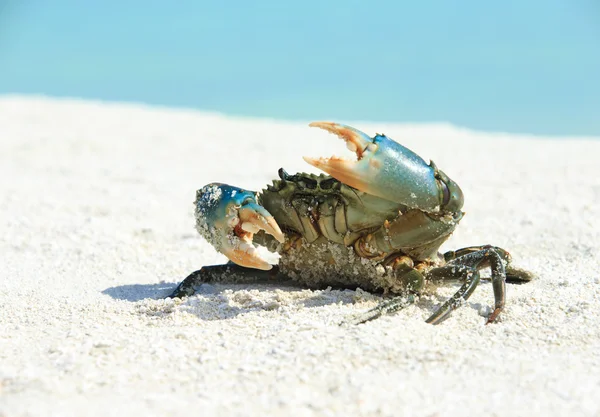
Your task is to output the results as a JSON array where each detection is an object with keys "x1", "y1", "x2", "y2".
[{"x1": 1, "y1": 96, "x2": 599, "y2": 417}]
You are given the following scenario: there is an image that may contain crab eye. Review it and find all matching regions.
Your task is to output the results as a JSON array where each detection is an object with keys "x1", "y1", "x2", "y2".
[
  {"x1": 278, "y1": 168, "x2": 290, "y2": 181},
  {"x1": 319, "y1": 178, "x2": 337, "y2": 190},
  {"x1": 302, "y1": 178, "x2": 318, "y2": 189}
]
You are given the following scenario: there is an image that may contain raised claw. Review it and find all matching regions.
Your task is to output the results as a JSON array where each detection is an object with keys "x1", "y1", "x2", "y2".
[
  {"x1": 195, "y1": 183, "x2": 284, "y2": 270},
  {"x1": 304, "y1": 121, "x2": 443, "y2": 212}
]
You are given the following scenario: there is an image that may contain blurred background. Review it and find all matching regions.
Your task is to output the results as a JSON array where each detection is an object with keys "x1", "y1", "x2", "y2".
[{"x1": 0, "y1": 0, "x2": 598, "y2": 136}]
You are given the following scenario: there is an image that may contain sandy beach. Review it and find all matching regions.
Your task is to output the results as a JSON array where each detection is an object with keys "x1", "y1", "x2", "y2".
[{"x1": 1, "y1": 96, "x2": 599, "y2": 417}]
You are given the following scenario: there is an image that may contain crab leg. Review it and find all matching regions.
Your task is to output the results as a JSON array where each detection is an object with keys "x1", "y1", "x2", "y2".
[
  {"x1": 443, "y1": 246, "x2": 535, "y2": 284},
  {"x1": 168, "y1": 264, "x2": 296, "y2": 298},
  {"x1": 425, "y1": 246, "x2": 508, "y2": 324},
  {"x1": 344, "y1": 294, "x2": 418, "y2": 325},
  {"x1": 425, "y1": 265, "x2": 482, "y2": 324},
  {"x1": 350, "y1": 246, "x2": 514, "y2": 325}
]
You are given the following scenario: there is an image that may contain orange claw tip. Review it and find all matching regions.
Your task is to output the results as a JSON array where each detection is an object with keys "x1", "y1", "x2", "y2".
[
  {"x1": 222, "y1": 247, "x2": 273, "y2": 271},
  {"x1": 238, "y1": 204, "x2": 285, "y2": 244},
  {"x1": 302, "y1": 155, "x2": 317, "y2": 164},
  {"x1": 302, "y1": 156, "x2": 370, "y2": 193},
  {"x1": 308, "y1": 121, "x2": 335, "y2": 129},
  {"x1": 308, "y1": 121, "x2": 372, "y2": 159},
  {"x1": 265, "y1": 216, "x2": 285, "y2": 243}
]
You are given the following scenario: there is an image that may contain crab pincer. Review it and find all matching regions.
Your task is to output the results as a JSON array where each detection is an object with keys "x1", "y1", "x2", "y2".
[
  {"x1": 304, "y1": 121, "x2": 462, "y2": 213},
  {"x1": 195, "y1": 183, "x2": 285, "y2": 270}
]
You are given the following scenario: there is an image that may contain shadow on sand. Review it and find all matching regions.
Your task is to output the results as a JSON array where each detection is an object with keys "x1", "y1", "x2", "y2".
[
  {"x1": 102, "y1": 279, "x2": 359, "y2": 321},
  {"x1": 102, "y1": 282, "x2": 177, "y2": 302}
]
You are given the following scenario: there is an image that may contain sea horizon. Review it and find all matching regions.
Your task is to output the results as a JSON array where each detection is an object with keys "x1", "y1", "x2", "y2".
[
  {"x1": 1, "y1": 1, "x2": 598, "y2": 137},
  {"x1": 2, "y1": 93, "x2": 598, "y2": 141}
]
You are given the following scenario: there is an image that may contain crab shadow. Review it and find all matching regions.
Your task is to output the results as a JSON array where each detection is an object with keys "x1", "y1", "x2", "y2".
[
  {"x1": 102, "y1": 282, "x2": 176, "y2": 302},
  {"x1": 102, "y1": 281, "x2": 358, "y2": 321},
  {"x1": 179, "y1": 284, "x2": 359, "y2": 321}
]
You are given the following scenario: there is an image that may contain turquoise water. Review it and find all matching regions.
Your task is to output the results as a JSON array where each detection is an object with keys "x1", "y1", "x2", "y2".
[{"x1": 0, "y1": 1, "x2": 598, "y2": 136}]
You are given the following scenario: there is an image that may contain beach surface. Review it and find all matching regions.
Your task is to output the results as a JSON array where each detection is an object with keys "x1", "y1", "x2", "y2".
[{"x1": 1, "y1": 96, "x2": 599, "y2": 416}]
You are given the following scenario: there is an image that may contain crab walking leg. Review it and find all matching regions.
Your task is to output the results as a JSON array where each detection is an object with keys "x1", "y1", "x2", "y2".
[
  {"x1": 168, "y1": 264, "x2": 295, "y2": 298},
  {"x1": 345, "y1": 294, "x2": 418, "y2": 325},
  {"x1": 443, "y1": 245, "x2": 535, "y2": 284},
  {"x1": 425, "y1": 246, "x2": 508, "y2": 324},
  {"x1": 424, "y1": 265, "x2": 482, "y2": 325}
]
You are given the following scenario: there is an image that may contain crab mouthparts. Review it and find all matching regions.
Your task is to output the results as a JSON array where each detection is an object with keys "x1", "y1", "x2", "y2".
[{"x1": 303, "y1": 121, "x2": 379, "y2": 191}]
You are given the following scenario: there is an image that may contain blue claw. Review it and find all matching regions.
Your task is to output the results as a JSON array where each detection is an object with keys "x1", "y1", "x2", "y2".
[
  {"x1": 304, "y1": 122, "x2": 460, "y2": 213},
  {"x1": 195, "y1": 183, "x2": 284, "y2": 270}
]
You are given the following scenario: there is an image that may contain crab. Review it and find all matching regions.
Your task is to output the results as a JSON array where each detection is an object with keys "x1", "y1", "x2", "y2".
[{"x1": 170, "y1": 122, "x2": 533, "y2": 324}]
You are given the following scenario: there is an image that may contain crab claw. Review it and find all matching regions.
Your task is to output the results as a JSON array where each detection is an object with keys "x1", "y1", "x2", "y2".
[
  {"x1": 304, "y1": 121, "x2": 443, "y2": 212},
  {"x1": 194, "y1": 183, "x2": 285, "y2": 270}
]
